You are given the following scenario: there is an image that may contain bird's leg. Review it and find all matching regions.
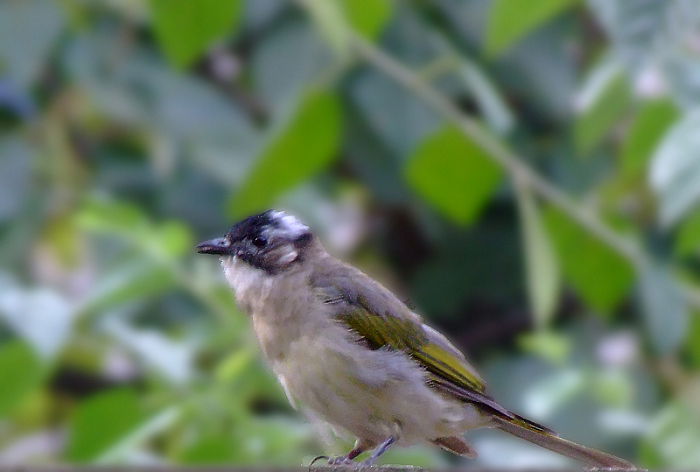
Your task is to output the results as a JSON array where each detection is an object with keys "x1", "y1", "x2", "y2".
[
  {"x1": 360, "y1": 436, "x2": 397, "y2": 466},
  {"x1": 310, "y1": 439, "x2": 374, "y2": 466}
]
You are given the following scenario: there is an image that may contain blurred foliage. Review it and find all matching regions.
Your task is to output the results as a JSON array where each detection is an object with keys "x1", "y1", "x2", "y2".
[{"x1": 1, "y1": 0, "x2": 700, "y2": 468}]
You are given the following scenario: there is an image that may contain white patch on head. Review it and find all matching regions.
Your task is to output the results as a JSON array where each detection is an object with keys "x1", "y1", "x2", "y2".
[{"x1": 269, "y1": 210, "x2": 309, "y2": 239}]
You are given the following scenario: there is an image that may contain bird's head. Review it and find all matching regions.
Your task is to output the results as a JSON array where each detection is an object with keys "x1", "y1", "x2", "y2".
[{"x1": 197, "y1": 210, "x2": 315, "y2": 275}]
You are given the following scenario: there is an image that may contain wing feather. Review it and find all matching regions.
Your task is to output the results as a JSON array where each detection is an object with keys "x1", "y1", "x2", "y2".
[{"x1": 310, "y1": 261, "x2": 553, "y2": 435}]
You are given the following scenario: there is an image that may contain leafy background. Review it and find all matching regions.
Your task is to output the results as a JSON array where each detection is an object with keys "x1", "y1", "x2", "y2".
[{"x1": 1, "y1": 0, "x2": 700, "y2": 467}]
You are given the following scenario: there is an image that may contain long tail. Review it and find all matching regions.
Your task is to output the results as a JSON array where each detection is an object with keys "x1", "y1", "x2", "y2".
[{"x1": 493, "y1": 416, "x2": 636, "y2": 469}]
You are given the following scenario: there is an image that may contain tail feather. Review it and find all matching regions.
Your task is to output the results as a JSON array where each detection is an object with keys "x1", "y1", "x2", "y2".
[
  {"x1": 493, "y1": 417, "x2": 635, "y2": 469},
  {"x1": 432, "y1": 436, "x2": 477, "y2": 459}
]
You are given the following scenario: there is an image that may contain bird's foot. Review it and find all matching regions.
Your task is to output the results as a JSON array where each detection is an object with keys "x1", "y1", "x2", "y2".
[{"x1": 309, "y1": 454, "x2": 355, "y2": 466}]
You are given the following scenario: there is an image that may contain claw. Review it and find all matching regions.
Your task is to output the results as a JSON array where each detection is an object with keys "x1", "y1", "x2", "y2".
[
  {"x1": 309, "y1": 454, "x2": 356, "y2": 467},
  {"x1": 309, "y1": 455, "x2": 329, "y2": 467}
]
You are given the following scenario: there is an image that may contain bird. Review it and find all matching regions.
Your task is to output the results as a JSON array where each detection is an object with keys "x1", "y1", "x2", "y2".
[{"x1": 197, "y1": 209, "x2": 635, "y2": 468}]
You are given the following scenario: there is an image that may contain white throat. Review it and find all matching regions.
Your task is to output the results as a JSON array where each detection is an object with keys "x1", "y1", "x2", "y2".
[{"x1": 221, "y1": 256, "x2": 274, "y2": 312}]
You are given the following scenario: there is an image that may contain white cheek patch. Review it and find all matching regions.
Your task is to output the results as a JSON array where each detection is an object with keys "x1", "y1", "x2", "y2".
[{"x1": 277, "y1": 250, "x2": 298, "y2": 266}]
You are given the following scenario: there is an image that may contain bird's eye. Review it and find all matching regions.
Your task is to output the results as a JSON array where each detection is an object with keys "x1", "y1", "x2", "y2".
[{"x1": 252, "y1": 236, "x2": 267, "y2": 248}]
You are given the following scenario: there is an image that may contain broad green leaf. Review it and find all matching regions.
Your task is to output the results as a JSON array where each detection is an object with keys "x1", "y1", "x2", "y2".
[
  {"x1": 649, "y1": 109, "x2": 700, "y2": 227},
  {"x1": 543, "y1": 206, "x2": 634, "y2": 314},
  {"x1": 485, "y1": 0, "x2": 578, "y2": 57},
  {"x1": 216, "y1": 347, "x2": 255, "y2": 383},
  {"x1": 405, "y1": 125, "x2": 502, "y2": 225},
  {"x1": 228, "y1": 90, "x2": 341, "y2": 218},
  {"x1": 65, "y1": 388, "x2": 143, "y2": 462},
  {"x1": 574, "y1": 61, "x2": 631, "y2": 155},
  {"x1": 516, "y1": 185, "x2": 560, "y2": 328},
  {"x1": 302, "y1": 0, "x2": 350, "y2": 59},
  {"x1": 621, "y1": 99, "x2": 679, "y2": 176},
  {"x1": 181, "y1": 435, "x2": 238, "y2": 464},
  {"x1": 75, "y1": 198, "x2": 148, "y2": 237},
  {"x1": 0, "y1": 341, "x2": 43, "y2": 417},
  {"x1": 150, "y1": 221, "x2": 193, "y2": 258},
  {"x1": 675, "y1": 211, "x2": 700, "y2": 257},
  {"x1": 96, "y1": 407, "x2": 182, "y2": 464},
  {"x1": 149, "y1": 0, "x2": 243, "y2": 68},
  {"x1": 639, "y1": 264, "x2": 688, "y2": 354},
  {"x1": 342, "y1": 0, "x2": 393, "y2": 40},
  {"x1": 517, "y1": 330, "x2": 572, "y2": 364}
]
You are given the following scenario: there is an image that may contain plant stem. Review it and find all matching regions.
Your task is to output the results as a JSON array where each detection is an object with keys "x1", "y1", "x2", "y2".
[{"x1": 349, "y1": 33, "x2": 700, "y2": 309}]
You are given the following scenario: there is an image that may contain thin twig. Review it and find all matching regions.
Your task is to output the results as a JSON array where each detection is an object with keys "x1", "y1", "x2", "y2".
[{"x1": 349, "y1": 33, "x2": 700, "y2": 309}]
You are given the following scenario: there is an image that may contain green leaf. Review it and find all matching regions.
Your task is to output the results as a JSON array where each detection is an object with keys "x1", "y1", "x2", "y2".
[
  {"x1": 65, "y1": 388, "x2": 143, "y2": 462},
  {"x1": 516, "y1": 185, "x2": 560, "y2": 328},
  {"x1": 0, "y1": 341, "x2": 43, "y2": 417},
  {"x1": 150, "y1": 221, "x2": 193, "y2": 258},
  {"x1": 675, "y1": 211, "x2": 700, "y2": 257},
  {"x1": 455, "y1": 57, "x2": 515, "y2": 135},
  {"x1": 517, "y1": 330, "x2": 572, "y2": 364},
  {"x1": 620, "y1": 99, "x2": 679, "y2": 176},
  {"x1": 405, "y1": 125, "x2": 502, "y2": 225},
  {"x1": 543, "y1": 206, "x2": 634, "y2": 314},
  {"x1": 342, "y1": 0, "x2": 393, "y2": 40},
  {"x1": 649, "y1": 109, "x2": 700, "y2": 227},
  {"x1": 149, "y1": 0, "x2": 243, "y2": 68},
  {"x1": 181, "y1": 434, "x2": 238, "y2": 464},
  {"x1": 485, "y1": 0, "x2": 578, "y2": 57},
  {"x1": 574, "y1": 61, "x2": 631, "y2": 155},
  {"x1": 639, "y1": 264, "x2": 688, "y2": 354},
  {"x1": 592, "y1": 369, "x2": 633, "y2": 407},
  {"x1": 683, "y1": 314, "x2": 700, "y2": 368},
  {"x1": 431, "y1": 34, "x2": 514, "y2": 135},
  {"x1": 228, "y1": 90, "x2": 341, "y2": 218},
  {"x1": 75, "y1": 197, "x2": 148, "y2": 237},
  {"x1": 78, "y1": 262, "x2": 176, "y2": 317},
  {"x1": 96, "y1": 407, "x2": 182, "y2": 464},
  {"x1": 215, "y1": 347, "x2": 255, "y2": 383}
]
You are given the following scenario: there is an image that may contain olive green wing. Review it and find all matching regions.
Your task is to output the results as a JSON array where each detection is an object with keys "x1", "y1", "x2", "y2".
[
  {"x1": 310, "y1": 264, "x2": 483, "y2": 391},
  {"x1": 310, "y1": 263, "x2": 553, "y2": 434},
  {"x1": 311, "y1": 265, "x2": 512, "y2": 416}
]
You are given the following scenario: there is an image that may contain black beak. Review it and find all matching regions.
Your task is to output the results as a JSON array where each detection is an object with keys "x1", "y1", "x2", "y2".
[{"x1": 196, "y1": 237, "x2": 232, "y2": 255}]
